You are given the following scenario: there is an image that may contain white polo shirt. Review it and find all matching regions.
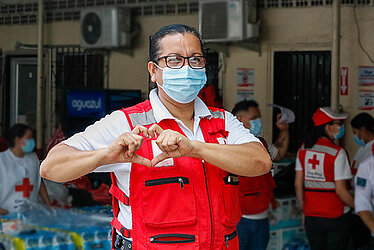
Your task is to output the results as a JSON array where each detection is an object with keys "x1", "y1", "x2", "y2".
[
  {"x1": 64, "y1": 89, "x2": 260, "y2": 231},
  {"x1": 0, "y1": 149, "x2": 41, "y2": 212},
  {"x1": 355, "y1": 156, "x2": 374, "y2": 216},
  {"x1": 352, "y1": 140, "x2": 374, "y2": 174}
]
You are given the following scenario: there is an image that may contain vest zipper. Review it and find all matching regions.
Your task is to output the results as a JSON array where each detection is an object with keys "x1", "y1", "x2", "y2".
[
  {"x1": 145, "y1": 177, "x2": 189, "y2": 190},
  {"x1": 150, "y1": 233, "x2": 195, "y2": 244},
  {"x1": 244, "y1": 192, "x2": 260, "y2": 197},
  {"x1": 224, "y1": 230, "x2": 237, "y2": 248},
  {"x1": 202, "y1": 159, "x2": 213, "y2": 249}
]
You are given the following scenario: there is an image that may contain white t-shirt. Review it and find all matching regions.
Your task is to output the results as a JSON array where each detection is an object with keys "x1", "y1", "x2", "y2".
[
  {"x1": 64, "y1": 89, "x2": 260, "y2": 232},
  {"x1": 352, "y1": 139, "x2": 374, "y2": 173},
  {"x1": 295, "y1": 144, "x2": 352, "y2": 213},
  {"x1": 0, "y1": 149, "x2": 41, "y2": 212}
]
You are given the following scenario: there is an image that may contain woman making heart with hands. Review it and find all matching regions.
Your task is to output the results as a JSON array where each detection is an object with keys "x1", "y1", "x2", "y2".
[{"x1": 41, "y1": 24, "x2": 271, "y2": 250}]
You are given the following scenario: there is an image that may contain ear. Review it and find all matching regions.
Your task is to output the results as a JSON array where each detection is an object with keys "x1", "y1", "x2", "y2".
[
  {"x1": 324, "y1": 124, "x2": 334, "y2": 138},
  {"x1": 148, "y1": 61, "x2": 156, "y2": 82},
  {"x1": 236, "y1": 114, "x2": 243, "y2": 122}
]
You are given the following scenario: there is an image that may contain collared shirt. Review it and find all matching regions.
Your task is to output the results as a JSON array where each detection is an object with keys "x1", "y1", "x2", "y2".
[
  {"x1": 355, "y1": 156, "x2": 374, "y2": 215},
  {"x1": 64, "y1": 89, "x2": 260, "y2": 231},
  {"x1": 0, "y1": 149, "x2": 41, "y2": 212},
  {"x1": 352, "y1": 139, "x2": 374, "y2": 174}
]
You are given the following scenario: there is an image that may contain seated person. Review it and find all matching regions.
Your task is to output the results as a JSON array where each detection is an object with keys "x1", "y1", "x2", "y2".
[{"x1": 0, "y1": 124, "x2": 49, "y2": 215}]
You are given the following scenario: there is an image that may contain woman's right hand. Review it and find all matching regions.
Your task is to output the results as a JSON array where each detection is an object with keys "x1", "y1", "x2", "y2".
[
  {"x1": 0, "y1": 207, "x2": 8, "y2": 215},
  {"x1": 102, "y1": 125, "x2": 152, "y2": 167}
]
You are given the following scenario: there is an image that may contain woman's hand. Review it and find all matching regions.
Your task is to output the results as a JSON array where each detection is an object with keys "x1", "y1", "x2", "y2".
[
  {"x1": 148, "y1": 124, "x2": 196, "y2": 167},
  {"x1": 103, "y1": 126, "x2": 152, "y2": 167}
]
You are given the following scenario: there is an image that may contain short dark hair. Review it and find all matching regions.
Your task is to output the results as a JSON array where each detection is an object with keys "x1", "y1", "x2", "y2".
[
  {"x1": 149, "y1": 24, "x2": 204, "y2": 63},
  {"x1": 231, "y1": 100, "x2": 259, "y2": 116},
  {"x1": 7, "y1": 124, "x2": 32, "y2": 148},
  {"x1": 351, "y1": 113, "x2": 374, "y2": 132}
]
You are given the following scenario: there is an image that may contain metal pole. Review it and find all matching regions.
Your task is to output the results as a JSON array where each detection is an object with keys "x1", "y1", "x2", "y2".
[
  {"x1": 36, "y1": 0, "x2": 44, "y2": 158},
  {"x1": 331, "y1": 0, "x2": 340, "y2": 110}
]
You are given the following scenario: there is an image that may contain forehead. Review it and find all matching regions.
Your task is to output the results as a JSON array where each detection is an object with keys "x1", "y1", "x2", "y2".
[
  {"x1": 158, "y1": 33, "x2": 202, "y2": 56},
  {"x1": 23, "y1": 129, "x2": 33, "y2": 137},
  {"x1": 248, "y1": 106, "x2": 261, "y2": 116}
]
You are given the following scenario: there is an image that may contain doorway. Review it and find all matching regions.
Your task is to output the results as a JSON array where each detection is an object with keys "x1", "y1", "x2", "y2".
[
  {"x1": 273, "y1": 51, "x2": 331, "y2": 153},
  {"x1": 10, "y1": 57, "x2": 37, "y2": 129}
]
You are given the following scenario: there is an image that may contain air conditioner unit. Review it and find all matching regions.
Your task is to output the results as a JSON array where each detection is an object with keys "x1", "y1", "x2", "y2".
[
  {"x1": 81, "y1": 7, "x2": 131, "y2": 49},
  {"x1": 199, "y1": 0, "x2": 259, "y2": 43}
]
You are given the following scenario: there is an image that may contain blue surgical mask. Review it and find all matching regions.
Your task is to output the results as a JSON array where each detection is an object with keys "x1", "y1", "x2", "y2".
[
  {"x1": 22, "y1": 139, "x2": 35, "y2": 154},
  {"x1": 250, "y1": 118, "x2": 262, "y2": 136},
  {"x1": 354, "y1": 135, "x2": 366, "y2": 147},
  {"x1": 334, "y1": 125, "x2": 345, "y2": 140},
  {"x1": 156, "y1": 65, "x2": 207, "y2": 104}
]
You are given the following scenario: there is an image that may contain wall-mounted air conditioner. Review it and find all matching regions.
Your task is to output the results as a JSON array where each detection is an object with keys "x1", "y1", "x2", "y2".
[
  {"x1": 199, "y1": 0, "x2": 259, "y2": 43},
  {"x1": 81, "y1": 7, "x2": 131, "y2": 49}
]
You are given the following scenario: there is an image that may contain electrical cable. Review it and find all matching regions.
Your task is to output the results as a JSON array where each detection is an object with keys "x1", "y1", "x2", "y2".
[{"x1": 353, "y1": 2, "x2": 374, "y2": 64}]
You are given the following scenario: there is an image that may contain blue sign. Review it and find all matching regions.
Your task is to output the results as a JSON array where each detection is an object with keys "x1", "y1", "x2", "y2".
[{"x1": 67, "y1": 90, "x2": 106, "y2": 118}]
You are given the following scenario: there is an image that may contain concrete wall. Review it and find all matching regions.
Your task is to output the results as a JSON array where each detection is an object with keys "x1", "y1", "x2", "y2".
[{"x1": 1, "y1": 6, "x2": 374, "y2": 158}]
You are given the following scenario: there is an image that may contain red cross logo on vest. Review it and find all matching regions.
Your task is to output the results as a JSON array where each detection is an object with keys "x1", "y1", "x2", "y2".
[
  {"x1": 308, "y1": 155, "x2": 320, "y2": 170},
  {"x1": 15, "y1": 178, "x2": 34, "y2": 198}
]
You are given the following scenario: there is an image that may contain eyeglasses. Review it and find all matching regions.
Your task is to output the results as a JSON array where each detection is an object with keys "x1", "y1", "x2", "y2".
[{"x1": 156, "y1": 55, "x2": 206, "y2": 69}]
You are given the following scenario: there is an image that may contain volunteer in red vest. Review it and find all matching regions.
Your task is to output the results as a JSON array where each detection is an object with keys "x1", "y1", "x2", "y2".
[
  {"x1": 350, "y1": 113, "x2": 374, "y2": 176},
  {"x1": 0, "y1": 124, "x2": 50, "y2": 215},
  {"x1": 232, "y1": 101, "x2": 281, "y2": 250},
  {"x1": 41, "y1": 24, "x2": 272, "y2": 250},
  {"x1": 294, "y1": 107, "x2": 354, "y2": 250}
]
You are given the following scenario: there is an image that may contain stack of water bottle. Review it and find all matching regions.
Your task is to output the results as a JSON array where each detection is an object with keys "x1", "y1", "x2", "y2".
[{"x1": 0, "y1": 201, "x2": 113, "y2": 250}]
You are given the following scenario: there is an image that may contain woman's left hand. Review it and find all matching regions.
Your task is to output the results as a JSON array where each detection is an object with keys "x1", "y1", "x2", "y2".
[{"x1": 148, "y1": 124, "x2": 196, "y2": 167}]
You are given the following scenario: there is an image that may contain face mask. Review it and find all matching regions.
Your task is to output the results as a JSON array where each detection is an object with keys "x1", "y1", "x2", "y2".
[
  {"x1": 249, "y1": 118, "x2": 262, "y2": 136},
  {"x1": 156, "y1": 65, "x2": 207, "y2": 104},
  {"x1": 334, "y1": 125, "x2": 345, "y2": 140},
  {"x1": 22, "y1": 139, "x2": 35, "y2": 154},
  {"x1": 354, "y1": 135, "x2": 366, "y2": 147}
]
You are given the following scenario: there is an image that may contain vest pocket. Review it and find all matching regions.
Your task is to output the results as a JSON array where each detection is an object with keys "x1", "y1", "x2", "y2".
[
  {"x1": 222, "y1": 230, "x2": 239, "y2": 249},
  {"x1": 146, "y1": 232, "x2": 199, "y2": 249},
  {"x1": 220, "y1": 174, "x2": 242, "y2": 228},
  {"x1": 143, "y1": 176, "x2": 197, "y2": 228},
  {"x1": 240, "y1": 189, "x2": 269, "y2": 215}
]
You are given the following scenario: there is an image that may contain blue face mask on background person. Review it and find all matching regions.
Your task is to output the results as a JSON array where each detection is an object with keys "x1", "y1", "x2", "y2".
[
  {"x1": 250, "y1": 118, "x2": 262, "y2": 136},
  {"x1": 156, "y1": 65, "x2": 207, "y2": 104},
  {"x1": 22, "y1": 138, "x2": 35, "y2": 154},
  {"x1": 334, "y1": 125, "x2": 345, "y2": 140},
  {"x1": 354, "y1": 135, "x2": 366, "y2": 147}
]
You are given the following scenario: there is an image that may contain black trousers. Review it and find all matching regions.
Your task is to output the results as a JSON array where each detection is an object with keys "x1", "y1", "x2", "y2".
[{"x1": 305, "y1": 213, "x2": 351, "y2": 250}]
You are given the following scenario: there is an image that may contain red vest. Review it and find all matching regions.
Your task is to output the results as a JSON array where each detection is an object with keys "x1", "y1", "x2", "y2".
[
  {"x1": 238, "y1": 137, "x2": 275, "y2": 215},
  {"x1": 109, "y1": 100, "x2": 241, "y2": 249},
  {"x1": 298, "y1": 138, "x2": 346, "y2": 218}
]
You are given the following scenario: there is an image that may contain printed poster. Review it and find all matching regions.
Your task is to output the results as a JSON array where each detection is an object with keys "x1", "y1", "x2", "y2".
[
  {"x1": 359, "y1": 66, "x2": 374, "y2": 86},
  {"x1": 359, "y1": 90, "x2": 374, "y2": 110},
  {"x1": 237, "y1": 68, "x2": 254, "y2": 87},
  {"x1": 237, "y1": 89, "x2": 254, "y2": 102}
]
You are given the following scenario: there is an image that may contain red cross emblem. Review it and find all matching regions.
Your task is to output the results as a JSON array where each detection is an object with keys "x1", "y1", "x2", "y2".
[
  {"x1": 15, "y1": 178, "x2": 34, "y2": 198},
  {"x1": 308, "y1": 154, "x2": 320, "y2": 170}
]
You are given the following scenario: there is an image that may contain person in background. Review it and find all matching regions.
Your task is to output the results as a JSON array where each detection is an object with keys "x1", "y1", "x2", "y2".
[
  {"x1": 234, "y1": 100, "x2": 289, "y2": 162},
  {"x1": 40, "y1": 24, "x2": 271, "y2": 249},
  {"x1": 232, "y1": 101, "x2": 277, "y2": 250},
  {"x1": 354, "y1": 155, "x2": 374, "y2": 249},
  {"x1": 0, "y1": 136, "x2": 8, "y2": 152},
  {"x1": 350, "y1": 113, "x2": 374, "y2": 176},
  {"x1": 0, "y1": 124, "x2": 50, "y2": 215},
  {"x1": 294, "y1": 107, "x2": 354, "y2": 250}
]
